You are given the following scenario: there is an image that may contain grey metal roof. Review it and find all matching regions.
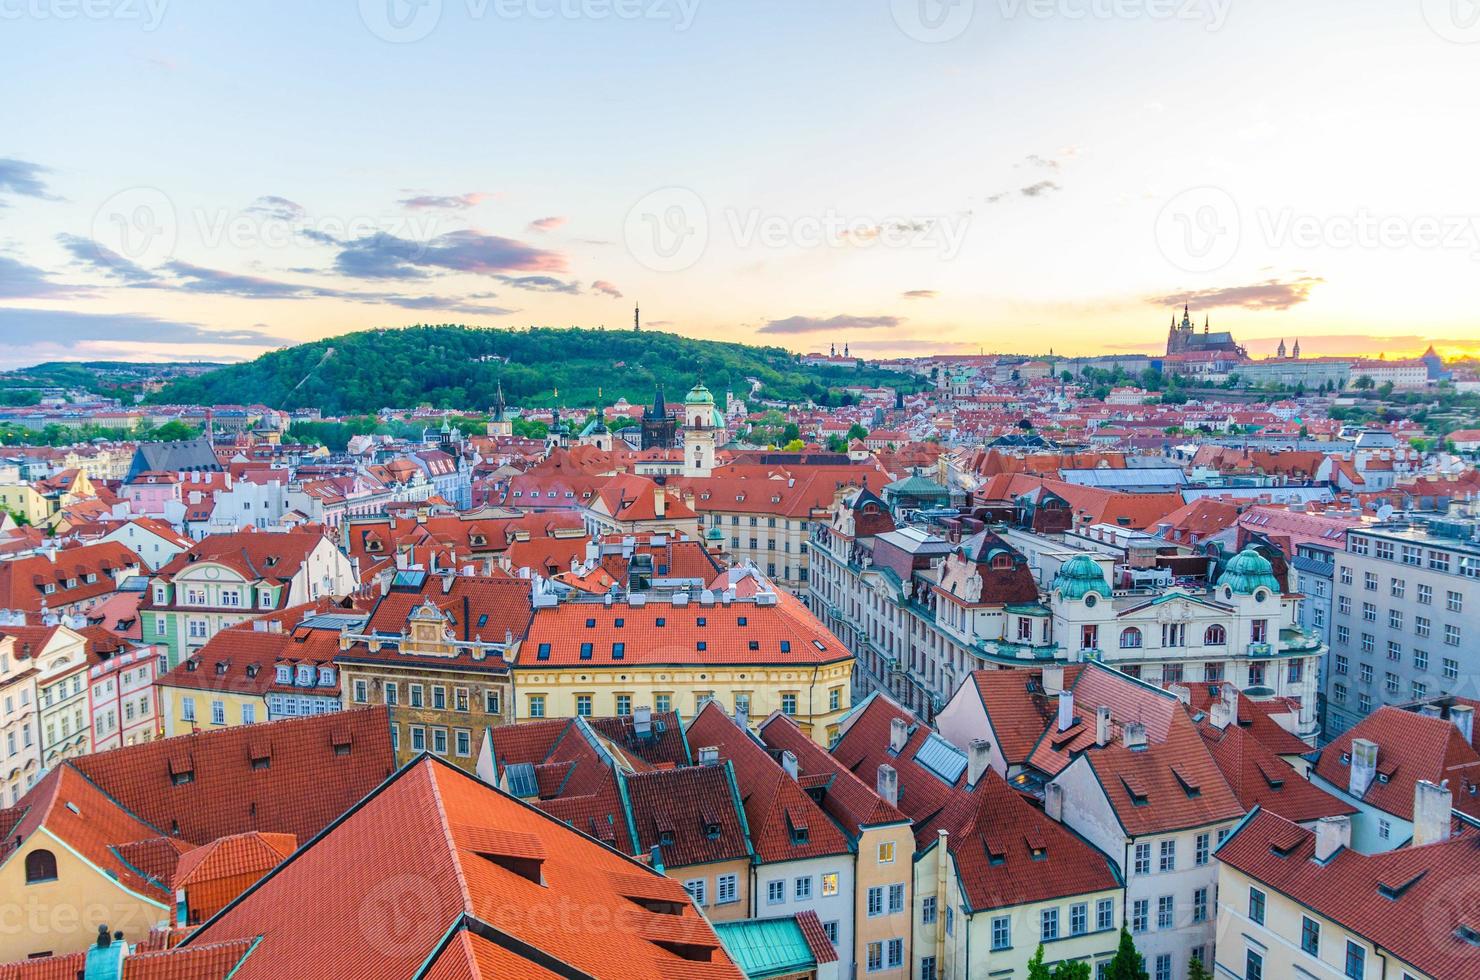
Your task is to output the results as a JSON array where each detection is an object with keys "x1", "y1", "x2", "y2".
[
  {"x1": 125, "y1": 438, "x2": 222, "y2": 482},
  {"x1": 1059, "y1": 467, "x2": 1188, "y2": 489}
]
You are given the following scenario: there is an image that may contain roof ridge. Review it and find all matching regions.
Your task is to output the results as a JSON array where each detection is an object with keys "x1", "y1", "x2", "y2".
[{"x1": 427, "y1": 760, "x2": 477, "y2": 918}]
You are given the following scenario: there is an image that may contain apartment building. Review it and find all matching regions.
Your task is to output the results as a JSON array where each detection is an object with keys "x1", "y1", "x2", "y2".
[
  {"x1": 1325, "y1": 515, "x2": 1480, "y2": 737},
  {"x1": 0, "y1": 632, "x2": 39, "y2": 805},
  {"x1": 82, "y1": 627, "x2": 161, "y2": 751}
]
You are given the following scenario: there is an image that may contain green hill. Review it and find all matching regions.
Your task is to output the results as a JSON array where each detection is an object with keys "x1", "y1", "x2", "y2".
[{"x1": 150, "y1": 325, "x2": 915, "y2": 414}]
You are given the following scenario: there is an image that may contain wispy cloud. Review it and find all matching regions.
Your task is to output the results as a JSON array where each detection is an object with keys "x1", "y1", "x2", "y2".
[
  {"x1": 0, "y1": 308, "x2": 279, "y2": 347},
  {"x1": 527, "y1": 216, "x2": 567, "y2": 232},
  {"x1": 491, "y1": 274, "x2": 580, "y2": 294},
  {"x1": 902, "y1": 289, "x2": 937, "y2": 300},
  {"x1": 0, "y1": 255, "x2": 73, "y2": 298},
  {"x1": 245, "y1": 195, "x2": 305, "y2": 221},
  {"x1": 329, "y1": 230, "x2": 566, "y2": 280},
  {"x1": 398, "y1": 192, "x2": 489, "y2": 211},
  {"x1": 1020, "y1": 180, "x2": 1061, "y2": 198},
  {"x1": 0, "y1": 158, "x2": 60, "y2": 204},
  {"x1": 591, "y1": 280, "x2": 623, "y2": 298},
  {"x1": 758, "y1": 314, "x2": 905, "y2": 335},
  {"x1": 1150, "y1": 276, "x2": 1324, "y2": 312},
  {"x1": 56, "y1": 233, "x2": 161, "y2": 284}
]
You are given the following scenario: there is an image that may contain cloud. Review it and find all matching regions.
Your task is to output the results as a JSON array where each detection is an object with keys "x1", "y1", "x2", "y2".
[
  {"x1": 528, "y1": 216, "x2": 567, "y2": 233},
  {"x1": 398, "y1": 192, "x2": 489, "y2": 211},
  {"x1": 591, "y1": 280, "x2": 623, "y2": 299},
  {"x1": 1150, "y1": 276, "x2": 1324, "y2": 312},
  {"x1": 0, "y1": 158, "x2": 60, "y2": 204},
  {"x1": 491, "y1": 274, "x2": 580, "y2": 294},
  {"x1": 245, "y1": 195, "x2": 305, "y2": 221},
  {"x1": 165, "y1": 261, "x2": 309, "y2": 299},
  {"x1": 330, "y1": 230, "x2": 566, "y2": 280},
  {"x1": 902, "y1": 289, "x2": 938, "y2": 300},
  {"x1": 0, "y1": 254, "x2": 73, "y2": 298},
  {"x1": 1020, "y1": 180, "x2": 1061, "y2": 198},
  {"x1": 758, "y1": 314, "x2": 905, "y2": 335},
  {"x1": 56, "y1": 233, "x2": 161, "y2": 284},
  {"x1": 0, "y1": 308, "x2": 279, "y2": 347}
]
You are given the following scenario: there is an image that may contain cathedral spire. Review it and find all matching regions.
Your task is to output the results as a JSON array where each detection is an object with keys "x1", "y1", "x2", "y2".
[{"x1": 634, "y1": 303, "x2": 640, "y2": 332}]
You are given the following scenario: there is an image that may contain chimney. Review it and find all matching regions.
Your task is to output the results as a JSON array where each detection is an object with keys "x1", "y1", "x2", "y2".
[
  {"x1": 1451, "y1": 704, "x2": 1475, "y2": 745},
  {"x1": 967, "y1": 739, "x2": 991, "y2": 786},
  {"x1": 889, "y1": 717, "x2": 909, "y2": 754},
  {"x1": 1312, "y1": 815, "x2": 1351, "y2": 862},
  {"x1": 650, "y1": 843, "x2": 665, "y2": 875},
  {"x1": 1168, "y1": 684, "x2": 1191, "y2": 706},
  {"x1": 1210, "y1": 696, "x2": 1235, "y2": 731},
  {"x1": 876, "y1": 764, "x2": 899, "y2": 807},
  {"x1": 733, "y1": 704, "x2": 748, "y2": 731},
  {"x1": 1420, "y1": 704, "x2": 1443, "y2": 719},
  {"x1": 1095, "y1": 706, "x2": 1112, "y2": 746},
  {"x1": 1123, "y1": 722, "x2": 1147, "y2": 751},
  {"x1": 699, "y1": 745, "x2": 719, "y2": 766},
  {"x1": 1044, "y1": 781, "x2": 1064, "y2": 822},
  {"x1": 653, "y1": 487, "x2": 666, "y2": 518},
  {"x1": 1413, "y1": 779, "x2": 1453, "y2": 847},
  {"x1": 781, "y1": 750, "x2": 798, "y2": 780},
  {"x1": 1349, "y1": 738, "x2": 1378, "y2": 797},
  {"x1": 1057, "y1": 690, "x2": 1075, "y2": 732},
  {"x1": 1042, "y1": 665, "x2": 1064, "y2": 695}
]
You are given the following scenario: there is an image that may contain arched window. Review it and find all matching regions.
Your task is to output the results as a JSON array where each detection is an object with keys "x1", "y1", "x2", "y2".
[
  {"x1": 1119, "y1": 627, "x2": 1143, "y2": 649},
  {"x1": 24, "y1": 849, "x2": 56, "y2": 884},
  {"x1": 1205, "y1": 625, "x2": 1227, "y2": 646},
  {"x1": 991, "y1": 555, "x2": 1012, "y2": 570}
]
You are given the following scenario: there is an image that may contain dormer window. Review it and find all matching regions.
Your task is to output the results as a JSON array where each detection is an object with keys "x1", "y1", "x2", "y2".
[
  {"x1": 317, "y1": 667, "x2": 335, "y2": 686},
  {"x1": 275, "y1": 665, "x2": 292, "y2": 684},
  {"x1": 295, "y1": 664, "x2": 313, "y2": 686}
]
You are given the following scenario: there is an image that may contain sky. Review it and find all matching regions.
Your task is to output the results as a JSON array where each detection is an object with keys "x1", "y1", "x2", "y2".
[{"x1": 2, "y1": 0, "x2": 1480, "y2": 369}]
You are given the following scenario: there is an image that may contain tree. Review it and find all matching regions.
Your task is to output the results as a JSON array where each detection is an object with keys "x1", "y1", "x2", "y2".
[
  {"x1": 782, "y1": 438, "x2": 806, "y2": 452},
  {"x1": 1354, "y1": 374, "x2": 1376, "y2": 391},
  {"x1": 845, "y1": 423, "x2": 869, "y2": 443},
  {"x1": 1028, "y1": 945, "x2": 1051, "y2": 980},
  {"x1": 1106, "y1": 927, "x2": 1149, "y2": 980},
  {"x1": 1187, "y1": 954, "x2": 1213, "y2": 980},
  {"x1": 1053, "y1": 962, "x2": 1091, "y2": 980},
  {"x1": 150, "y1": 420, "x2": 200, "y2": 442},
  {"x1": 1377, "y1": 381, "x2": 1395, "y2": 400}
]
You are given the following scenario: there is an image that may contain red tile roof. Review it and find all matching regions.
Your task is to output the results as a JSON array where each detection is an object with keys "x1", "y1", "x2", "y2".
[
  {"x1": 1219, "y1": 809, "x2": 1480, "y2": 980},
  {"x1": 69, "y1": 706, "x2": 396, "y2": 845},
  {"x1": 0, "y1": 541, "x2": 141, "y2": 612},
  {"x1": 1313, "y1": 706, "x2": 1480, "y2": 821},
  {"x1": 961, "y1": 667, "x2": 1086, "y2": 767},
  {"x1": 756, "y1": 710, "x2": 908, "y2": 833},
  {"x1": 1197, "y1": 722, "x2": 1354, "y2": 824}
]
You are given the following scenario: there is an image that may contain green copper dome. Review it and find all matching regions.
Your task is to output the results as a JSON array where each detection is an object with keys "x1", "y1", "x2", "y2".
[
  {"x1": 1217, "y1": 547, "x2": 1282, "y2": 595},
  {"x1": 684, "y1": 383, "x2": 715, "y2": 406},
  {"x1": 1054, "y1": 555, "x2": 1109, "y2": 600}
]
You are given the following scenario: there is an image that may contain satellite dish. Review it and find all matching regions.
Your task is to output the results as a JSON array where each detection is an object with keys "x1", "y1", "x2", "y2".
[{"x1": 1376, "y1": 504, "x2": 1395, "y2": 522}]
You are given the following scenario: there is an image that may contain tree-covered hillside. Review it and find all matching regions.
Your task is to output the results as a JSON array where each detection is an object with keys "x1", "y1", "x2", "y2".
[{"x1": 150, "y1": 325, "x2": 916, "y2": 413}]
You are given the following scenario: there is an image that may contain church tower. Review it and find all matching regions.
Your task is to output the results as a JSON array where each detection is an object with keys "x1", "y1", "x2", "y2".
[
  {"x1": 486, "y1": 381, "x2": 513, "y2": 438},
  {"x1": 1292, "y1": 339, "x2": 1301, "y2": 360},
  {"x1": 1277, "y1": 339, "x2": 1287, "y2": 359},
  {"x1": 682, "y1": 382, "x2": 718, "y2": 478}
]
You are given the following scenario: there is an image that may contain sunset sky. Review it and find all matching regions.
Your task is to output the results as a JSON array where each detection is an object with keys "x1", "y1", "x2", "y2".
[{"x1": 3, "y1": 0, "x2": 1479, "y2": 368}]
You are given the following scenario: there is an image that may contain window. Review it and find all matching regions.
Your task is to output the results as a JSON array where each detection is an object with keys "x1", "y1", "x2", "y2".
[
  {"x1": 1070, "y1": 902, "x2": 1088, "y2": 936},
  {"x1": 1362, "y1": 602, "x2": 1376, "y2": 622},
  {"x1": 615, "y1": 694, "x2": 631, "y2": 716},
  {"x1": 655, "y1": 693, "x2": 671, "y2": 713},
  {"x1": 1204, "y1": 624, "x2": 1226, "y2": 646},
  {"x1": 575, "y1": 695, "x2": 592, "y2": 717},
  {"x1": 1364, "y1": 571, "x2": 1378, "y2": 591},
  {"x1": 878, "y1": 841, "x2": 896, "y2": 864},
  {"x1": 921, "y1": 956, "x2": 937, "y2": 980},
  {"x1": 1301, "y1": 916, "x2": 1320, "y2": 956},
  {"x1": 241, "y1": 703, "x2": 256, "y2": 725},
  {"x1": 821, "y1": 873, "x2": 838, "y2": 896},
  {"x1": 991, "y1": 915, "x2": 1010, "y2": 950},
  {"x1": 210, "y1": 700, "x2": 225, "y2": 725},
  {"x1": 454, "y1": 688, "x2": 469, "y2": 712},
  {"x1": 1345, "y1": 941, "x2": 1365, "y2": 979},
  {"x1": 867, "y1": 942, "x2": 883, "y2": 973},
  {"x1": 1120, "y1": 627, "x2": 1143, "y2": 649},
  {"x1": 716, "y1": 873, "x2": 738, "y2": 904},
  {"x1": 1391, "y1": 578, "x2": 1406, "y2": 597},
  {"x1": 353, "y1": 680, "x2": 368, "y2": 704},
  {"x1": 886, "y1": 938, "x2": 903, "y2": 969},
  {"x1": 1193, "y1": 886, "x2": 1208, "y2": 923},
  {"x1": 1133, "y1": 842, "x2": 1151, "y2": 875},
  {"x1": 432, "y1": 728, "x2": 448, "y2": 755},
  {"x1": 1195, "y1": 831, "x2": 1210, "y2": 865},
  {"x1": 1448, "y1": 590, "x2": 1464, "y2": 613},
  {"x1": 795, "y1": 876, "x2": 812, "y2": 900},
  {"x1": 1131, "y1": 899, "x2": 1148, "y2": 933},
  {"x1": 889, "y1": 883, "x2": 905, "y2": 913},
  {"x1": 410, "y1": 726, "x2": 425, "y2": 751},
  {"x1": 1340, "y1": 565, "x2": 1353, "y2": 584},
  {"x1": 455, "y1": 730, "x2": 471, "y2": 757},
  {"x1": 781, "y1": 693, "x2": 797, "y2": 716},
  {"x1": 1445, "y1": 623, "x2": 1461, "y2": 647},
  {"x1": 528, "y1": 695, "x2": 545, "y2": 718},
  {"x1": 685, "y1": 879, "x2": 706, "y2": 906},
  {"x1": 867, "y1": 886, "x2": 883, "y2": 916},
  {"x1": 829, "y1": 687, "x2": 841, "y2": 711},
  {"x1": 1378, "y1": 818, "x2": 1391, "y2": 840},
  {"x1": 1246, "y1": 949, "x2": 1263, "y2": 980},
  {"x1": 1249, "y1": 886, "x2": 1266, "y2": 925},
  {"x1": 24, "y1": 849, "x2": 57, "y2": 883},
  {"x1": 1418, "y1": 583, "x2": 1433, "y2": 605},
  {"x1": 409, "y1": 684, "x2": 424, "y2": 708},
  {"x1": 483, "y1": 689, "x2": 498, "y2": 713},
  {"x1": 1416, "y1": 616, "x2": 1431, "y2": 638},
  {"x1": 1156, "y1": 895, "x2": 1173, "y2": 929},
  {"x1": 766, "y1": 879, "x2": 785, "y2": 905},
  {"x1": 1337, "y1": 625, "x2": 1350, "y2": 646},
  {"x1": 1159, "y1": 839, "x2": 1176, "y2": 872},
  {"x1": 1096, "y1": 898, "x2": 1114, "y2": 931},
  {"x1": 1154, "y1": 954, "x2": 1171, "y2": 980},
  {"x1": 432, "y1": 686, "x2": 447, "y2": 710},
  {"x1": 922, "y1": 897, "x2": 937, "y2": 924}
]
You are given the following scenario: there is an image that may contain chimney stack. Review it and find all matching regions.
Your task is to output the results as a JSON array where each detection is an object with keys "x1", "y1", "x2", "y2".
[
  {"x1": 1420, "y1": 704, "x2": 1443, "y2": 719},
  {"x1": 889, "y1": 717, "x2": 909, "y2": 754},
  {"x1": 1312, "y1": 815, "x2": 1351, "y2": 862},
  {"x1": 654, "y1": 487, "x2": 666, "y2": 519},
  {"x1": 1044, "y1": 781, "x2": 1064, "y2": 822},
  {"x1": 699, "y1": 746, "x2": 719, "y2": 767},
  {"x1": 876, "y1": 764, "x2": 899, "y2": 807},
  {"x1": 1042, "y1": 665, "x2": 1065, "y2": 695},
  {"x1": 1451, "y1": 704, "x2": 1475, "y2": 745},
  {"x1": 967, "y1": 739, "x2": 992, "y2": 786},
  {"x1": 1057, "y1": 690, "x2": 1075, "y2": 733},
  {"x1": 1095, "y1": 706, "x2": 1112, "y2": 746},
  {"x1": 1123, "y1": 722, "x2": 1147, "y2": 751},
  {"x1": 1168, "y1": 684, "x2": 1191, "y2": 706},
  {"x1": 1413, "y1": 779, "x2": 1453, "y2": 847},
  {"x1": 781, "y1": 750, "x2": 798, "y2": 781},
  {"x1": 1349, "y1": 738, "x2": 1378, "y2": 797}
]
